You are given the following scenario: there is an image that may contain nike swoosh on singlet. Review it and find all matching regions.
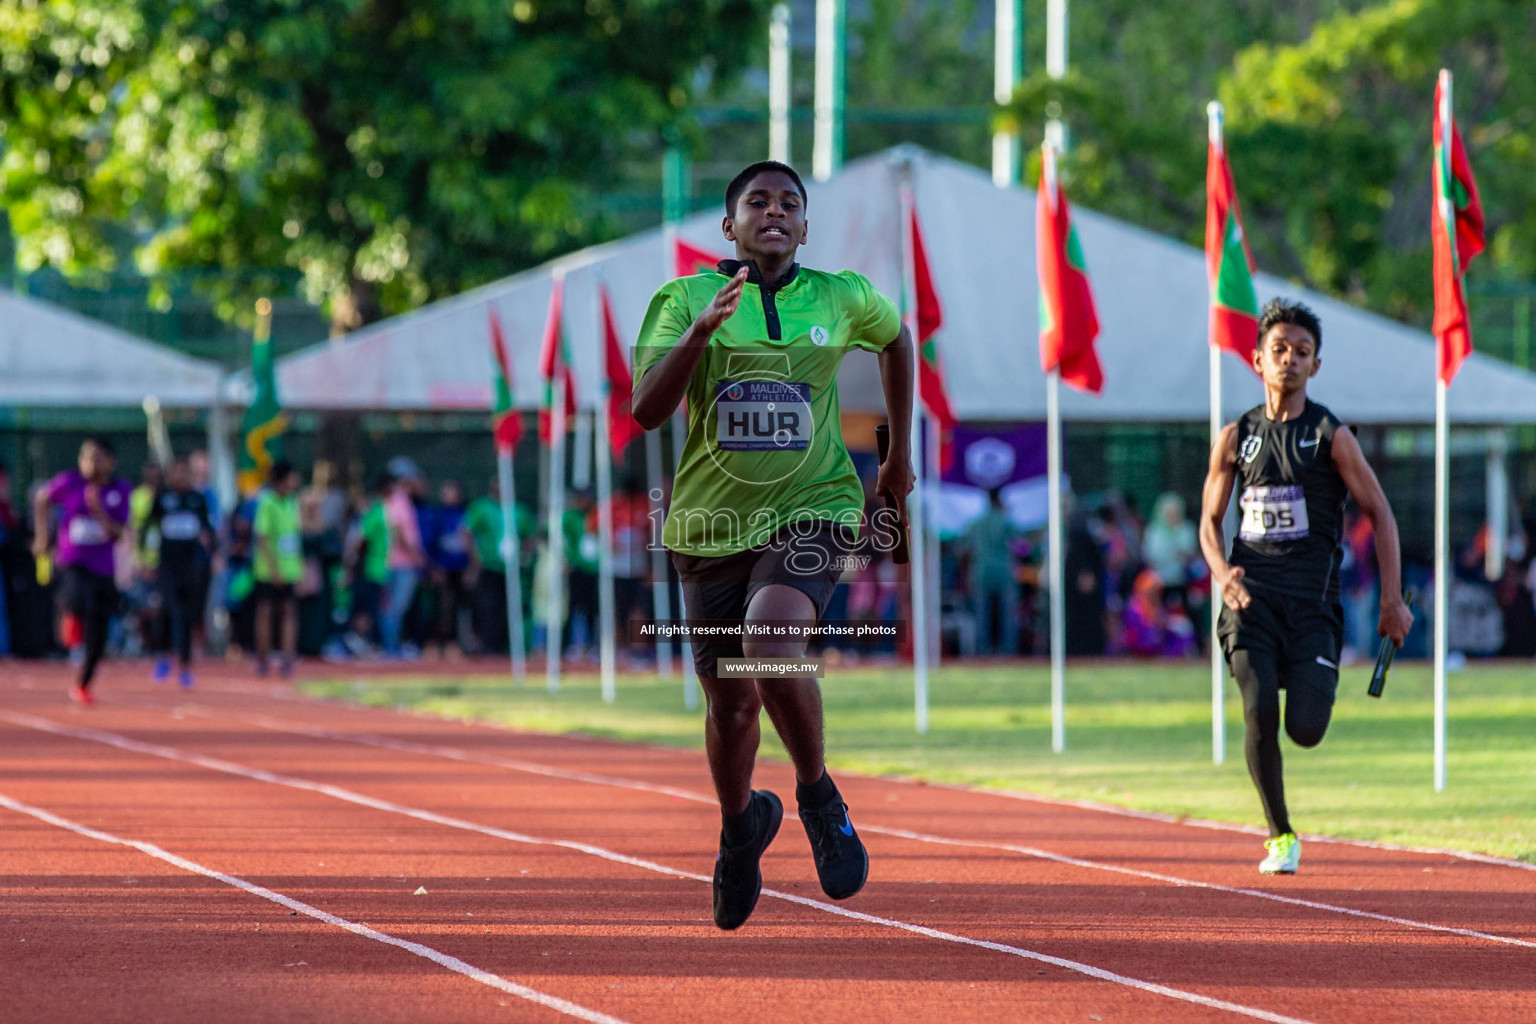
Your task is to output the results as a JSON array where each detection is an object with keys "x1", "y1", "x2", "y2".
[{"x1": 1299, "y1": 438, "x2": 1320, "y2": 448}]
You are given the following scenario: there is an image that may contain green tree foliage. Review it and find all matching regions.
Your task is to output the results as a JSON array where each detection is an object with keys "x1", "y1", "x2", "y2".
[
  {"x1": 0, "y1": 0, "x2": 768, "y2": 330},
  {"x1": 1005, "y1": 0, "x2": 1532, "y2": 327}
]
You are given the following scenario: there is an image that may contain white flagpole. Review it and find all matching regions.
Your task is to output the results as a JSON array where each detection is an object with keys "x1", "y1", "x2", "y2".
[
  {"x1": 769, "y1": 3, "x2": 792, "y2": 164},
  {"x1": 1042, "y1": 140, "x2": 1067, "y2": 754},
  {"x1": 1046, "y1": 367, "x2": 1066, "y2": 753},
  {"x1": 675, "y1": 406, "x2": 698, "y2": 712},
  {"x1": 496, "y1": 447, "x2": 527, "y2": 681},
  {"x1": 1433, "y1": 69, "x2": 1454, "y2": 793},
  {"x1": 1207, "y1": 100, "x2": 1227, "y2": 767},
  {"x1": 572, "y1": 408, "x2": 593, "y2": 492},
  {"x1": 926, "y1": 410, "x2": 941, "y2": 670},
  {"x1": 546, "y1": 375, "x2": 567, "y2": 695},
  {"x1": 1434, "y1": 378, "x2": 1448, "y2": 792},
  {"x1": 812, "y1": 0, "x2": 844, "y2": 183},
  {"x1": 900, "y1": 179, "x2": 930, "y2": 735},
  {"x1": 992, "y1": 0, "x2": 1022, "y2": 186},
  {"x1": 596, "y1": 402, "x2": 617, "y2": 704},
  {"x1": 645, "y1": 435, "x2": 674, "y2": 678}
]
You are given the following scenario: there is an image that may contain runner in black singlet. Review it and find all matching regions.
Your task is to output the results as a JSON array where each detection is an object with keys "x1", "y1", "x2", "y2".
[{"x1": 1200, "y1": 298, "x2": 1413, "y2": 875}]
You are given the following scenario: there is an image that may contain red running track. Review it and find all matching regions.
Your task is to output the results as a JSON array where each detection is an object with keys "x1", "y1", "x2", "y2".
[{"x1": 2, "y1": 662, "x2": 1533, "y2": 1024}]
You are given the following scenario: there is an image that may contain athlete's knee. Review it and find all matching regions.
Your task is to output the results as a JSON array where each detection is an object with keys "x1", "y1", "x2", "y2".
[
  {"x1": 1285, "y1": 705, "x2": 1332, "y2": 748},
  {"x1": 741, "y1": 636, "x2": 806, "y2": 661},
  {"x1": 704, "y1": 683, "x2": 761, "y2": 731}
]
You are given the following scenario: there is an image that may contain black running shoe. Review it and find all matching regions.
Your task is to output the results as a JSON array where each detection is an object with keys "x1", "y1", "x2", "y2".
[
  {"x1": 799, "y1": 796, "x2": 868, "y2": 900},
  {"x1": 713, "y1": 790, "x2": 783, "y2": 930}
]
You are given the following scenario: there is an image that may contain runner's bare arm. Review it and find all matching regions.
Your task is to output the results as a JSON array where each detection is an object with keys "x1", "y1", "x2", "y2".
[
  {"x1": 874, "y1": 323, "x2": 915, "y2": 521},
  {"x1": 1199, "y1": 423, "x2": 1249, "y2": 610},
  {"x1": 30, "y1": 488, "x2": 51, "y2": 557},
  {"x1": 1331, "y1": 426, "x2": 1413, "y2": 645},
  {"x1": 632, "y1": 268, "x2": 750, "y2": 430}
]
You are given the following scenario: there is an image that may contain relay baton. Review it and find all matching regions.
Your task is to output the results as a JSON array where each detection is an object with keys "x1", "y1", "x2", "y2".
[
  {"x1": 1367, "y1": 589, "x2": 1414, "y2": 698},
  {"x1": 874, "y1": 424, "x2": 910, "y2": 566}
]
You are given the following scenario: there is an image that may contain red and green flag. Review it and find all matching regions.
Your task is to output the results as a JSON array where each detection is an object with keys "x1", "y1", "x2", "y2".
[
  {"x1": 599, "y1": 284, "x2": 644, "y2": 457},
  {"x1": 237, "y1": 298, "x2": 287, "y2": 495},
  {"x1": 905, "y1": 198, "x2": 958, "y2": 470},
  {"x1": 1432, "y1": 70, "x2": 1486, "y2": 385},
  {"x1": 538, "y1": 274, "x2": 578, "y2": 443},
  {"x1": 1205, "y1": 127, "x2": 1260, "y2": 365},
  {"x1": 488, "y1": 305, "x2": 523, "y2": 454},
  {"x1": 674, "y1": 238, "x2": 725, "y2": 278},
  {"x1": 1036, "y1": 147, "x2": 1103, "y2": 394}
]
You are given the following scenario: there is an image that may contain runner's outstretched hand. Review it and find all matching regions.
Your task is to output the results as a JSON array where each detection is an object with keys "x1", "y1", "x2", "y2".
[
  {"x1": 697, "y1": 267, "x2": 749, "y2": 335},
  {"x1": 1219, "y1": 565, "x2": 1251, "y2": 611}
]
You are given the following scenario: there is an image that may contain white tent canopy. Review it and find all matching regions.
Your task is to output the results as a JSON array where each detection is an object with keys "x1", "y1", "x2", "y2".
[
  {"x1": 0, "y1": 290, "x2": 224, "y2": 408},
  {"x1": 257, "y1": 146, "x2": 1536, "y2": 425}
]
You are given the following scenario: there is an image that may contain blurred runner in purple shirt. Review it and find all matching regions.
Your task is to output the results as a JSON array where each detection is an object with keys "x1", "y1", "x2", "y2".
[{"x1": 33, "y1": 437, "x2": 133, "y2": 705}]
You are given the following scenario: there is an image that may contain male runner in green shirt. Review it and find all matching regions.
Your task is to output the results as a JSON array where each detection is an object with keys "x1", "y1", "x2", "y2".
[{"x1": 633, "y1": 160, "x2": 914, "y2": 930}]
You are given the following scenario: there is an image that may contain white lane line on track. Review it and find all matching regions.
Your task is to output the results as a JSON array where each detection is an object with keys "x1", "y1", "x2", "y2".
[
  {"x1": 172, "y1": 703, "x2": 1536, "y2": 953},
  {"x1": 0, "y1": 709, "x2": 1312, "y2": 1024},
  {"x1": 0, "y1": 791, "x2": 632, "y2": 1024},
  {"x1": 188, "y1": 680, "x2": 1536, "y2": 875}
]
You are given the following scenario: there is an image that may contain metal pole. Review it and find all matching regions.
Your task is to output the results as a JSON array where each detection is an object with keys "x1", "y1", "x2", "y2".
[
  {"x1": 596, "y1": 401, "x2": 617, "y2": 704},
  {"x1": 992, "y1": 0, "x2": 1023, "y2": 186},
  {"x1": 1433, "y1": 70, "x2": 1454, "y2": 793},
  {"x1": 813, "y1": 0, "x2": 845, "y2": 182},
  {"x1": 769, "y1": 3, "x2": 792, "y2": 164},
  {"x1": 675, "y1": 407, "x2": 698, "y2": 711},
  {"x1": 1047, "y1": 367, "x2": 1066, "y2": 753},
  {"x1": 900, "y1": 179, "x2": 930, "y2": 734},
  {"x1": 1485, "y1": 428, "x2": 1507, "y2": 582},
  {"x1": 645, "y1": 437, "x2": 674, "y2": 678},
  {"x1": 497, "y1": 448, "x2": 527, "y2": 681},
  {"x1": 1433, "y1": 378, "x2": 1448, "y2": 792},
  {"x1": 572, "y1": 408, "x2": 592, "y2": 491},
  {"x1": 1045, "y1": 0, "x2": 1068, "y2": 152},
  {"x1": 546, "y1": 373, "x2": 567, "y2": 694},
  {"x1": 1207, "y1": 101, "x2": 1227, "y2": 767}
]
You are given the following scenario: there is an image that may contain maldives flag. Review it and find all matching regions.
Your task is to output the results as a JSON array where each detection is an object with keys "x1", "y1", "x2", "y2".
[
  {"x1": 675, "y1": 238, "x2": 726, "y2": 278},
  {"x1": 538, "y1": 275, "x2": 578, "y2": 443},
  {"x1": 599, "y1": 284, "x2": 644, "y2": 457},
  {"x1": 1206, "y1": 131, "x2": 1260, "y2": 365},
  {"x1": 907, "y1": 202, "x2": 957, "y2": 428},
  {"x1": 1036, "y1": 146, "x2": 1103, "y2": 394},
  {"x1": 1432, "y1": 70, "x2": 1486, "y2": 385},
  {"x1": 488, "y1": 305, "x2": 523, "y2": 454}
]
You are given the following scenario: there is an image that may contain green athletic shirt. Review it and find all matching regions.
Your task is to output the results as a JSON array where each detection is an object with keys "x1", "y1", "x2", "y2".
[
  {"x1": 361, "y1": 500, "x2": 390, "y2": 583},
  {"x1": 252, "y1": 490, "x2": 303, "y2": 584},
  {"x1": 635, "y1": 262, "x2": 901, "y2": 557}
]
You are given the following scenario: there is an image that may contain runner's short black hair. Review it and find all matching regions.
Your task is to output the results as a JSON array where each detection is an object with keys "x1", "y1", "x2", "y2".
[
  {"x1": 1258, "y1": 297, "x2": 1323, "y2": 352},
  {"x1": 725, "y1": 161, "x2": 807, "y2": 216},
  {"x1": 269, "y1": 459, "x2": 296, "y2": 484},
  {"x1": 82, "y1": 435, "x2": 115, "y2": 456}
]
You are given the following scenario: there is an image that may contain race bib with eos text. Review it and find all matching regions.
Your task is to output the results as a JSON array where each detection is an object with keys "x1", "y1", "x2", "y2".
[{"x1": 1239, "y1": 484, "x2": 1310, "y2": 542}]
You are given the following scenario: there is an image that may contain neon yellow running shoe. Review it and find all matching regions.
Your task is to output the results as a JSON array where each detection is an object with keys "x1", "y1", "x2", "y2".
[{"x1": 1260, "y1": 832, "x2": 1300, "y2": 875}]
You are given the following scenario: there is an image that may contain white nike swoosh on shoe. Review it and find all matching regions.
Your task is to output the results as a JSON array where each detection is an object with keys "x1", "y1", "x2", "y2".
[
  {"x1": 1316, "y1": 655, "x2": 1338, "y2": 669},
  {"x1": 1299, "y1": 438, "x2": 1320, "y2": 447}
]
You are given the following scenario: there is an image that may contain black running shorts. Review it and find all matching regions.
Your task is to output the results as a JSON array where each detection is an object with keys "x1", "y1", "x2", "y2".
[
  {"x1": 1218, "y1": 584, "x2": 1344, "y2": 697},
  {"x1": 59, "y1": 565, "x2": 119, "y2": 620},
  {"x1": 670, "y1": 520, "x2": 857, "y2": 679}
]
